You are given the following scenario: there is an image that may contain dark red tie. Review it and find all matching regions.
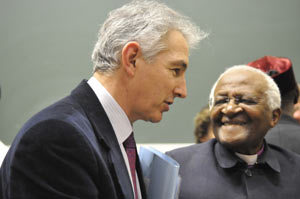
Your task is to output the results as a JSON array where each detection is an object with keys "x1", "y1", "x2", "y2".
[{"x1": 123, "y1": 133, "x2": 138, "y2": 199}]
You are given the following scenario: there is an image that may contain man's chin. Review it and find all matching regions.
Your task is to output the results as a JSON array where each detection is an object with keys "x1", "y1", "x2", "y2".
[
  {"x1": 148, "y1": 114, "x2": 163, "y2": 123},
  {"x1": 216, "y1": 129, "x2": 248, "y2": 146},
  {"x1": 217, "y1": 136, "x2": 248, "y2": 153}
]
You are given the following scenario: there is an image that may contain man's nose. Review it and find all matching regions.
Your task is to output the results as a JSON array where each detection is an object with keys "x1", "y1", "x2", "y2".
[
  {"x1": 174, "y1": 78, "x2": 187, "y2": 98},
  {"x1": 221, "y1": 100, "x2": 242, "y2": 116}
]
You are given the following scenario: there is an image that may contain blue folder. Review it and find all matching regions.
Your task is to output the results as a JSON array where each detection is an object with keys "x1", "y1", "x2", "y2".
[{"x1": 139, "y1": 146, "x2": 181, "y2": 199}]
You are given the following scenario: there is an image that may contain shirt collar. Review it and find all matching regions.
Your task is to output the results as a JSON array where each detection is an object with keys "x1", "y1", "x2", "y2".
[
  {"x1": 214, "y1": 140, "x2": 280, "y2": 173},
  {"x1": 214, "y1": 142, "x2": 240, "y2": 169},
  {"x1": 257, "y1": 141, "x2": 281, "y2": 173},
  {"x1": 235, "y1": 144, "x2": 264, "y2": 166},
  {"x1": 235, "y1": 152, "x2": 258, "y2": 166},
  {"x1": 87, "y1": 76, "x2": 132, "y2": 144}
]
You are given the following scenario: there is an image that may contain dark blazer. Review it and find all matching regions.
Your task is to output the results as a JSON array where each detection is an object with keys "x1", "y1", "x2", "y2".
[
  {"x1": 166, "y1": 139, "x2": 300, "y2": 199},
  {"x1": 0, "y1": 80, "x2": 146, "y2": 199},
  {"x1": 266, "y1": 114, "x2": 300, "y2": 154}
]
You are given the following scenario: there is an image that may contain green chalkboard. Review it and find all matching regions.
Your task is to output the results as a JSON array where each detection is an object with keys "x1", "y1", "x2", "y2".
[{"x1": 1, "y1": 0, "x2": 300, "y2": 144}]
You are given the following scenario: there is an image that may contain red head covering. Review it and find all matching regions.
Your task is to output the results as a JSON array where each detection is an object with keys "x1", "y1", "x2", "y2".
[{"x1": 247, "y1": 56, "x2": 297, "y2": 99}]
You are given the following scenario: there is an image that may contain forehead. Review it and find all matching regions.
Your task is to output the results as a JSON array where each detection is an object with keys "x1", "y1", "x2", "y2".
[
  {"x1": 165, "y1": 30, "x2": 189, "y2": 50},
  {"x1": 157, "y1": 30, "x2": 189, "y2": 63},
  {"x1": 215, "y1": 69, "x2": 267, "y2": 96}
]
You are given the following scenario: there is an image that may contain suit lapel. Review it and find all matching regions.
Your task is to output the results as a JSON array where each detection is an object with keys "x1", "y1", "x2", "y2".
[{"x1": 71, "y1": 80, "x2": 134, "y2": 199}]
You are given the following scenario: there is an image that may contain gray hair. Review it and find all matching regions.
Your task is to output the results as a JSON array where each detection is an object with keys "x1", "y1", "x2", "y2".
[
  {"x1": 209, "y1": 65, "x2": 281, "y2": 111},
  {"x1": 91, "y1": 0, "x2": 208, "y2": 74}
]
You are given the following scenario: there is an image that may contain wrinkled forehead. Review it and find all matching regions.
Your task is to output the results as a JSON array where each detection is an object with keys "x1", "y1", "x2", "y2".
[{"x1": 215, "y1": 69, "x2": 267, "y2": 96}]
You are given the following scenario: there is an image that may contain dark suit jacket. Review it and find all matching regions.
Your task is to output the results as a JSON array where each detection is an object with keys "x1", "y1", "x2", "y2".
[
  {"x1": 266, "y1": 114, "x2": 300, "y2": 154},
  {"x1": 167, "y1": 139, "x2": 300, "y2": 199},
  {"x1": 0, "y1": 80, "x2": 147, "y2": 199}
]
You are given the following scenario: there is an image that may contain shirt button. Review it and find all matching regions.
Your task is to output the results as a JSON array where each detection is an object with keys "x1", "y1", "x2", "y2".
[{"x1": 245, "y1": 169, "x2": 252, "y2": 177}]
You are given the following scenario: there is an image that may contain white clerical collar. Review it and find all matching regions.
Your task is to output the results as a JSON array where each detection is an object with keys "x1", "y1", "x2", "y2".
[
  {"x1": 235, "y1": 145, "x2": 264, "y2": 166},
  {"x1": 235, "y1": 152, "x2": 258, "y2": 166},
  {"x1": 87, "y1": 77, "x2": 132, "y2": 144}
]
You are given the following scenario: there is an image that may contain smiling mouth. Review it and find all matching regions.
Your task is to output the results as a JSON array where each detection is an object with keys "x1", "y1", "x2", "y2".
[
  {"x1": 162, "y1": 101, "x2": 173, "y2": 112},
  {"x1": 222, "y1": 121, "x2": 246, "y2": 126},
  {"x1": 220, "y1": 117, "x2": 247, "y2": 126}
]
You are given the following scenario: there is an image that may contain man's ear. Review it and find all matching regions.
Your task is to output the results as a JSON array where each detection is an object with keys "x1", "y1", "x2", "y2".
[
  {"x1": 121, "y1": 41, "x2": 141, "y2": 76},
  {"x1": 270, "y1": 108, "x2": 281, "y2": 127}
]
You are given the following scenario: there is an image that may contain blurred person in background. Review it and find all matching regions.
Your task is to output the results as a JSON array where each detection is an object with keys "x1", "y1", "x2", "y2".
[
  {"x1": 193, "y1": 105, "x2": 214, "y2": 143},
  {"x1": 248, "y1": 56, "x2": 300, "y2": 154},
  {"x1": 293, "y1": 83, "x2": 300, "y2": 123}
]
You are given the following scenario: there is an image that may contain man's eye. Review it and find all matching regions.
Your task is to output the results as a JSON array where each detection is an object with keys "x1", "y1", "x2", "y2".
[
  {"x1": 171, "y1": 68, "x2": 181, "y2": 76},
  {"x1": 215, "y1": 98, "x2": 228, "y2": 105},
  {"x1": 237, "y1": 98, "x2": 256, "y2": 104}
]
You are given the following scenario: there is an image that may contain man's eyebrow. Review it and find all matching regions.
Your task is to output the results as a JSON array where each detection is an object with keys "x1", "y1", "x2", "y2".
[
  {"x1": 215, "y1": 94, "x2": 228, "y2": 99},
  {"x1": 215, "y1": 94, "x2": 227, "y2": 97},
  {"x1": 170, "y1": 60, "x2": 188, "y2": 69}
]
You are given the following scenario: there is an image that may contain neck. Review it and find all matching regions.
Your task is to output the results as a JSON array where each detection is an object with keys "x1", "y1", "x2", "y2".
[
  {"x1": 233, "y1": 141, "x2": 264, "y2": 155},
  {"x1": 282, "y1": 106, "x2": 294, "y2": 117},
  {"x1": 93, "y1": 71, "x2": 133, "y2": 123},
  {"x1": 235, "y1": 144, "x2": 264, "y2": 165}
]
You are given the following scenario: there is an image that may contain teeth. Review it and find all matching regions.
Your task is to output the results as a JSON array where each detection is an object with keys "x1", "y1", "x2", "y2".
[{"x1": 223, "y1": 122, "x2": 245, "y2": 125}]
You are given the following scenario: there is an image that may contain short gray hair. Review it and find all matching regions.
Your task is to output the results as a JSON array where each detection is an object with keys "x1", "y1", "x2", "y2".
[
  {"x1": 209, "y1": 65, "x2": 281, "y2": 111},
  {"x1": 91, "y1": 0, "x2": 207, "y2": 74}
]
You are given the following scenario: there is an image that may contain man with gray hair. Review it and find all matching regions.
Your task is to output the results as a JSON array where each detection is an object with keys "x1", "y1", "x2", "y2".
[
  {"x1": 167, "y1": 65, "x2": 300, "y2": 199},
  {"x1": 0, "y1": 1, "x2": 206, "y2": 198}
]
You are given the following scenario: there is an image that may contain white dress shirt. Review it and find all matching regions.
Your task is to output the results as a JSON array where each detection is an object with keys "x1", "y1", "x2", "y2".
[
  {"x1": 0, "y1": 140, "x2": 9, "y2": 165},
  {"x1": 88, "y1": 77, "x2": 142, "y2": 199}
]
